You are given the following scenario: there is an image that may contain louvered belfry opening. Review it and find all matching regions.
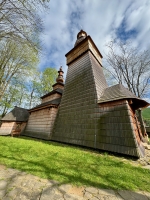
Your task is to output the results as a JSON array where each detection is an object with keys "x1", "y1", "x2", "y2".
[{"x1": 51, "y1": 30, "x2": 148, "y2": 158}]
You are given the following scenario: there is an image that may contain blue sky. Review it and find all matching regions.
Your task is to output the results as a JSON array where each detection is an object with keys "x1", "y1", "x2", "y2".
[{"x1": 39, "y1": 0, "x2": 150, "y2": 101}]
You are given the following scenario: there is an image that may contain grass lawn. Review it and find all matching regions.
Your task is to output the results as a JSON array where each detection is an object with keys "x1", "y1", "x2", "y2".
[
  {"x1": 0, "y1": 136, "x2": 150, "y2": 192},
  {"x1": 142, "y1": 107, "x2": 150, "y2": 120}
]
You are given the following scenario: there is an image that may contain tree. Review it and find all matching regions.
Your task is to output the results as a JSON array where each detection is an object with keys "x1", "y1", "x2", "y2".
[
  {"x1": 105, "y1": 40, "x2": 150, "y2": 98},
  {"x1": 0, "y1": 0, "x2": 51, "y2": 108},
  {"x1": 0, "y1": 39, "x2": 38, "y2": 100},
  {"x1": 0, "y1": 0, "x2": 49, "y2": 50},
  {"x1": 41, "y1": 68, "x2": 58, "y2": 93},
  {"x1": 0, "y1": 0, "x2": 50, "y2": 101},
  {"x1": 0, "y1": 87, "x2": 20, "y2": 117},
  {"x1": 0, "y1": 75, "x2": 30, "y2": 117},
  {"x1": 0, "y1": 66, "x2": 58, "y2": 116},
  {"x1": 105, "y1": 40, "x2": 150, "y2": 140},
  {"x1": 24, "y1": 67, "x2": 58, "y2": 108},
  {"x1": 25, "y1": 70, "x2": 43, "y2": 109}
]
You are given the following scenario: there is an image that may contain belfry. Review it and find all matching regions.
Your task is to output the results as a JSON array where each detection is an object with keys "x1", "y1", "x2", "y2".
[{"x1": 51, "y1": 30, "x2": 149, "y2": 157}]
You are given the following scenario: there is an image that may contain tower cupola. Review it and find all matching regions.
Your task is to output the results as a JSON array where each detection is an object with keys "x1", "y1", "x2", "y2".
[
  {"x1": 74, "y1": 30, "x2": 87, "y2": 47},
  {"x1": 66, "y1": 30, "x2": 103, "y2": 66},
  {"x1": 52, "y1": 66, "x2": 64, "y2": 90},
  {"x1": 56, "y1": 66, "x2": 64, "y2": 83}
]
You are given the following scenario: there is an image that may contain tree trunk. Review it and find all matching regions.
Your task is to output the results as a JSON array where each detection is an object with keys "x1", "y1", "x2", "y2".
[{"x1": 29, "y1": 89, "x2": 34, "y2": 109}]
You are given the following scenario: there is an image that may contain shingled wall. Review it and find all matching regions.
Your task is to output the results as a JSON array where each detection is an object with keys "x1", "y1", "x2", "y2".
[
  {"x1": 0, "y1": 122, "x2": 15, "y2": 135},
  {"x1": 97, "y1": 100, "x2": 145, "y2": 157},
  {"x1": 51, "y1": 50, "x2": 144, "y2": 157},
  {"x1": 42, "y1": 93, "x2": 61, "y2": 104},
  {"x1": 51, "y1": 51, "x2": 108, "y2": 147},
  {"x1": 23, "y1": 107, "x2": 58, "y2": 140}
]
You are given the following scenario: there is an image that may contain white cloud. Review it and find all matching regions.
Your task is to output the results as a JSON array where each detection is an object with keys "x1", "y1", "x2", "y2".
[
  {"x1": 39, "y1": 0, "x2": 150, "y2": 80},
  {"x1": 125, "y1": 0, "x2": 150, "y2": 50}
]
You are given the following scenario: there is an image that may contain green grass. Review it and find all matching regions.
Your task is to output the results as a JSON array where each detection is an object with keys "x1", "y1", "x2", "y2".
[
  {"x1": 0, "y1": 136, "x2": 150, "y2": 192},
  {"x1": 142, "y1": 107, "x2": 150, "y2": 120}
]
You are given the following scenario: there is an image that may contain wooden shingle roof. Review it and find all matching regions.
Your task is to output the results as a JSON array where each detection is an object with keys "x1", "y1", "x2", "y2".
[
  {"x1": 40, "y1": 88, "x2": 63, "y2": 99},
  {"x1": 29, "y1": 98, "x2": 61, "y2": 112},
  {"x1": 98, "y1": 84, "x2": 149, "y2": 109},
  {"x1": 1, "y1": 107, "x2": 29, "y2": 122}
]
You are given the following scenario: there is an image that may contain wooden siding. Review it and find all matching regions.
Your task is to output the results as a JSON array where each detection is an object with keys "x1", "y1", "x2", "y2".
[
  {"x1": 0, "y1": 122, "x2": 27, "y2": 136},
  {"x1": 23, "y1": 107, "x2": 58, "y2": 140},
  {"x1": 53, "y1": 84, "x2": 64, "y2": 90},
  {"x1": 97, "y1": 100, "x2": 144, "y2": 157},
  {"x1": 51, "y1": 51, "x2": 107, "y2": 148},
  {"x1": 42, "y1": 93, "x2": 61, "y2": 104},
  {"x1": 0, "y1": 122, "x2": 15, "y2": 135},
  {"x1": 66, "y1": 37, "x2": 102, "y2": 65},
  {"x1": 128, "y1": 104, "x2": 145, "y2": 156},
  {"x1": 51, "y1": 49, "x2": 144, "y2": 157}
]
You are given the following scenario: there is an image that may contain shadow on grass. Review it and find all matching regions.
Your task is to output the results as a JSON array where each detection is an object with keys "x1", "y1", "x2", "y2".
[
  {"x1": 0, "y1": 136, "x2": 149, "y2": 192},
  {"x1": 0, "y1": 164, "x2": 149, "y2": 200}
]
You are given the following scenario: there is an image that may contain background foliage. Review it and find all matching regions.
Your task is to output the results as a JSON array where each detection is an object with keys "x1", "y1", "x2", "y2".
[{"x1": 0, "y1": 0, "x2": 59, "y2": 117}]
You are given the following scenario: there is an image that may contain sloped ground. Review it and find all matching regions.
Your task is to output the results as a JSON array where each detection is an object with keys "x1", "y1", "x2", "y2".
[
  {"x1": 0, "y1": 164, "x2": 150, "y2": 200},
  {"x1": 138, "y1": 144, "x2": 150, "y2": 169},
  {"x1": 0, "y1": 136, "x2": 150, "y2": 200},
  {"x1": 118, "y1": 144, "x2": 150, "y2": 169}
]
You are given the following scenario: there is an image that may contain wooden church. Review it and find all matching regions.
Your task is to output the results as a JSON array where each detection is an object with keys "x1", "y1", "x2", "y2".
[
  {"x1": 1, "y1": 30, "x2": 149, "y2": 158},
  {"x1": 50, "y1": 30, "x2": 149, "y2": 158}
]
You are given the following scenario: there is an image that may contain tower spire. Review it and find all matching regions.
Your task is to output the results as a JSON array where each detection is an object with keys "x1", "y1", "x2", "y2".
[
  {"x1": 56, "y1": 66, "x2": 64, "y2": 83},
  {"x1": 74, "y1": 29, "x2": 87, "y2": 47}
]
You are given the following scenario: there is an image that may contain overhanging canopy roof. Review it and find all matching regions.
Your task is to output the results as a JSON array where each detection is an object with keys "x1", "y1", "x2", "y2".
[
  {"x1": 29, "y1": 98, "x2": 61, "y2": 112},
  {"x1": 98, "y1": 84, "x2": 149, "y2": 109},
  {"x1": 40, "y1": 88, "x2": 63, "y2": 99}
]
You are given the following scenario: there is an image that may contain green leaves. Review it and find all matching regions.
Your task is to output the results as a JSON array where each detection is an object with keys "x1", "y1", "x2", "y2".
[
  {"x1": 41, "y1": 68, "x2": 58, "y2": 93},
  {"x1": 0, "y1": 0, "x2": 52, "y2": 115},
  {"x1": 0, "y1": 40, "x2": 39, "y2": 100},
  {"x1": 0, "y1": 0, "x2": 49, "y2": 51}
]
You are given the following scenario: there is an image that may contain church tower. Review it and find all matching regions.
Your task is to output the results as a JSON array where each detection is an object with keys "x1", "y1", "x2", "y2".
[
  {"x1": 51, "y1": 30, "x2": 108, "y2": 148},
  {"x1": 51, "y1": 30, "x2": 149, "y2": 157},
  {"x1": 18, "y1": 29, "x2": 149, "y2": 157}
]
